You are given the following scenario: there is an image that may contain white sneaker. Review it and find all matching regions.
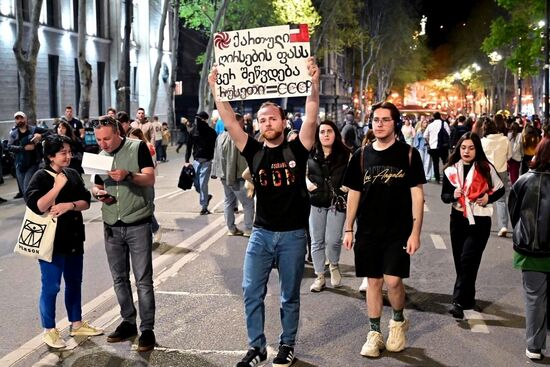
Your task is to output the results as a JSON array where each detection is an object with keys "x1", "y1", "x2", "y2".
[
  {"x1": 360, "y1": 330, "x2": 385, "y2": 357},
  {"x1": 43, "y1": 329, "x2": 66, "y2": 348},
  {"x1": 526, "y1": 348, "x2": 543, "y2": 360},
  {"x1": 359, "y1": 277, "x2": 369, "y2": 293},
  {"x1": 329, "y1": 264, "x2": 342, "y2": 287},
  {"x1": 310, "y1": 274, "x2": 326, "y2": 292},
  {"x1": 386, "y1": 319, "x2": 409, "y2": 352},
  {"x1": 498, "y1": 227, "x2": 507, "y2": 237}
]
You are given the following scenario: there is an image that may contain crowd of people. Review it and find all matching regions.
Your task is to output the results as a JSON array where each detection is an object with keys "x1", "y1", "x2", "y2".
[{"x1": 2, "y1": 55, "x2": 550, "y2": 366}]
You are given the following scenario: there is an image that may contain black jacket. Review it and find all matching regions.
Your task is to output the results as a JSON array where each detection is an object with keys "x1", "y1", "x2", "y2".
[
  {"x1": 25, "y1": 167, "x2": 91, "y2": 255},
  {"x1": 509, "y1": 170, "x2": 550, "y2": 257},
  {"x1": 185, "y1": 120, "x2": 217, "y2": 162},
  {"x1": 307, "y1": 150, "x2": 348, "y2": 210}
]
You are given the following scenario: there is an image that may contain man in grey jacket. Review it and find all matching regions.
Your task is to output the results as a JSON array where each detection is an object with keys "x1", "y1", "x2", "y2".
[{"x1": 211, "y1": 113, "x2": 254, "y2": 236}]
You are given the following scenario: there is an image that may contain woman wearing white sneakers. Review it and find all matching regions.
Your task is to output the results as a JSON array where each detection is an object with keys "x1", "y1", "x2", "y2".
[
  {"x1": 306, "y1": 120, "x2": 351, "y2": 292},
  {"x1": 26, "y1": 135, "x2": 103, "y2": 348}
]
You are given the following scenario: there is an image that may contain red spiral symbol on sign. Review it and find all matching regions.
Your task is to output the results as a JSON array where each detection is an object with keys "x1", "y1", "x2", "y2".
[{"x1": 214, "y1": 32, "x2": 231, "y2": 50}]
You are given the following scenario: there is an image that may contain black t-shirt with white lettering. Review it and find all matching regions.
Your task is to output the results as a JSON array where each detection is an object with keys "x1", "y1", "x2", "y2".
[
  {"x1": 343, "y1": 140, "x2": 426, "y2": 241},
  {"x1": 241, "y1": 135, "x2": 310, "y2": 231}
]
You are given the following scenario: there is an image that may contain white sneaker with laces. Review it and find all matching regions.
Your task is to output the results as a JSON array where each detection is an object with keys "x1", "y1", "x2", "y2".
[
  {"x1": 498, "y1": 227, "x2": 508, "y2": 237},
  {"x1": 386, "y1": 319, "x2": 409, "y2": 352},
  {"x1": 329, "y1": 264, "x2": 342, "y2": 287},
  {"x1": 309, "y1": 274, "x2": 326, "y2": 292},
  {"x1": 526, "y1": 348, "x2": 543, "y2": 360},
  {"x1": 43, "y1": 328, "x2": 66, "y2": 349},
  {"x1": 360, "y1": 330, "x2": 385, "y2": 357}
]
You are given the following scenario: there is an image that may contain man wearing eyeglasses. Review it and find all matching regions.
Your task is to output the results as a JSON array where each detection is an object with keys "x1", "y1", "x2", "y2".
[
  {"x1": 342, "y1": 101, "x2": 426, "y2": 359},
  {"x1": 91, "y1": 117, "x2": 157, "y2": 352}
]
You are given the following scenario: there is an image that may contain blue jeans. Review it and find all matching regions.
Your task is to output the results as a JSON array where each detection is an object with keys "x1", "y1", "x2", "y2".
[
  {"x1": 39, "y1": 254, "x2": 83, "y2": 329},
  {"x1": 222, "y1": 179, "x2": 254, "y2": 232},
  {"x1": 495, "y1": 171, "x2": 509, "y2": 230},
  {"x1": 17, "y1": 163, "x2": 39, "y2": 200},
  {"x1": 155, "y1": 140, "x2": 164, "y2": 161},
  {"x1": 104, "y1": 223, "x2": 155, "y2": 331},
  {"x1": 192, "y1": 160, "x2": 212, "y2": 209},
  {"x1": 419, "y1": 147, "x2": 433, "y2": 180},
  {"x1": 309, "y1": 206, "x2": 346, "y2": 274},
  {"x1": 243, "y1": 227, "x2": 307, "y2": 349}
]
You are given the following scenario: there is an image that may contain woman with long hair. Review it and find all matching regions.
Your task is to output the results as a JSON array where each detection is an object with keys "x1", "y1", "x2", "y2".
[
  {"x1": 25, "y1": 135, "x2": 102, "y2": 348},
  {"x1": 57, "y1": 121, "x2": 84, "y2": 174},
  {"x1": 441, "y1": 132, "x2": 504, "y2": 319},
  {"x1": 509, "y1": 136, "x2": 550, "y2": 361},
  {"x1": 307, "y1": 120, "x2": 351, "y2": 291},
  {"x1": 521, "y1": 123, "x2": 541, "y2": 174},
  {"x1": 413, "y1": 119, "x2": 433, "y2": 181},
  {"x1": 507, "y1": 121, "x2": 523, "y2": 185}
]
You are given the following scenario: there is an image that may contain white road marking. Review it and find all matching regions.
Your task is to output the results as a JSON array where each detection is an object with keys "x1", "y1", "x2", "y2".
[
  {"x1": 424, "y1": 203, "x2": 430, "y2": 212},
  {"x1": 463, "y1": 310, "x2": 490, "y2": 333},
  {"x1": 430, "y1": 234, "x2": 447, "y2": 249},
  {"x1": 1, "y1": 214, "x2": 229, "y2": 366},
  {"x1": 156, "y1": 291, "x2": 240, "y2": 297}
]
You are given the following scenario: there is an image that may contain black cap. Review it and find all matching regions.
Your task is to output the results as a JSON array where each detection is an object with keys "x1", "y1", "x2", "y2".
[{"x1": 196, "y1": 111, "x2": 209, "y2": 121}]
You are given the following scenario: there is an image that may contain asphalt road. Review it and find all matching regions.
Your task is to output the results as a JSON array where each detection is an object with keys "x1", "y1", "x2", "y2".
[{"x1": 0, "y1": 146, "x2": 540, "y2": 367}]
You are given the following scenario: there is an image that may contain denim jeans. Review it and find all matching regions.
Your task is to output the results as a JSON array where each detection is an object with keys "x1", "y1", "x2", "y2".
[
  {"x1": 495, "y1": 171, "x2": 509, "y2": 230},
  {"x1": 39, "y1": 254, "x2": 83, "y2": 329},
  {"x1": 104, "y1": 222, "x2": 155, "y2": 331},
  {"x1": 419, "y1": 147, "x2": 433, "y2": 180},
  {"x1": 18, "y1": 163, "x2": 39, "y2": 200},
  {"x1": 192, "y1": 160, "x2": 212, "y2": 209},
  {"x1": 221, "y1": 179, "x2": 254, "y2": 232},
  {"x1": 243, "y1": 227, "x2": 307, "y2": 349},
  {"x1": 309, "y1": 206, "x2": 345, "y2": 274},
  {"x1": 155, "y1": 140, "x2": 164, "y2": 161}
]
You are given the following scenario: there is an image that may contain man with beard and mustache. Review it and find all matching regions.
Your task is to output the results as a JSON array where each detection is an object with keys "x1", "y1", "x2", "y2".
[{"x1": 208, "y1": 57, "x2": 319, "y2": 367}]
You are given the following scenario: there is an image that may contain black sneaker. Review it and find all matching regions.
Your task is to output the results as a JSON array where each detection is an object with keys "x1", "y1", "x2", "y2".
[
  {"x1": 273, "y1": 344, "x2": 295, "y2": 367},
  {"x1": 236, "y1": 347, "x2": 267, "y2": 367},
  {"x1": 449, "y1": 303, "x2": 464, "y2": 319},
  {"x1": 0, "y1": 197, "x2": 7, "y2": 204},
  {"x1": 138, "y1": 329, "x2": 156, "y2": 352},
  {"x1": 13, "y1": 192, "x2": 23, "y2": 199},
  {"x1": 200, "y1": 208, "x2": 211, "y2": 215},
  {"x1": 106, "y1": 321, "x2": 138, "y2": 343}
]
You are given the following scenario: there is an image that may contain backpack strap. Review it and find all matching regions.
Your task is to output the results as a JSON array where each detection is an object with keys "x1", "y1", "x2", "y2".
[
  {"x1": 408, "y1": 145, "x2": 413, "y2": 167},
  {"x1": 360, "y1": 145, "x2": 366, "y2": 177}
]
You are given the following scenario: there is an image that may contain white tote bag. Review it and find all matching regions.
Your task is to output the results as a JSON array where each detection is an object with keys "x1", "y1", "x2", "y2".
[{"x1": 13, "y1": 170, "x2": 58, "y2": 262}]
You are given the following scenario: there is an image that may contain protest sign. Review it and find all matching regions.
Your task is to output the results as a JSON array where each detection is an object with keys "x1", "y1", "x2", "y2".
[{"x1": 213, "y1": 24, "x2": 311, "y2": 101}]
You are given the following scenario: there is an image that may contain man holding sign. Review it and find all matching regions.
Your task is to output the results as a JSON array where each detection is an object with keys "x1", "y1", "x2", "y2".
[{"x1": 209, "y1": 25, "x2": 319, "y2": 365}]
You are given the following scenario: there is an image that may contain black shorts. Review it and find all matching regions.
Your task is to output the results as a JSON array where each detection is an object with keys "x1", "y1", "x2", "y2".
[{"x1": 353, "y1": 235, "x2": 410, "y2": 279}]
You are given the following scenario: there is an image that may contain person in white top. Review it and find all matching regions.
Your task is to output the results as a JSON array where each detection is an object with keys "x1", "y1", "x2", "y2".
[
  {"x1": 423, "y1": 112, "x2": 451, "y2": 183},
  {"x1": 480, "y1": 118, "x2": 512, "y2": 237}
]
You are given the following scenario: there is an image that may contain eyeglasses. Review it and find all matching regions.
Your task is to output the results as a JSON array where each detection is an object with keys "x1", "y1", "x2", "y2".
[
  {"x1": 92, "y1": 118, "x2": 118, "y2": 129},
  {"x1": 372, "y1": 117, "x2": 393, "y2": 124}
]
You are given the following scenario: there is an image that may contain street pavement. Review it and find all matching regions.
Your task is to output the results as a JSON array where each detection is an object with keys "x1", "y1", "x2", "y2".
[{"x1": 0, "y1": 146, "x2": 542, "y2": 367}]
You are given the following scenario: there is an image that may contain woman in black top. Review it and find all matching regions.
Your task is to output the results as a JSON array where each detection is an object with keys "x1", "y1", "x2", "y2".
[
  {"x1": 25, "y1": 135, "x2": 102, "y2": 349},
  {"x1": 441, "y1": 132, "x2": 504, "y2": 319},
  {"x1": 307, "y1": 120, "x2": 351, "y2": 292}
]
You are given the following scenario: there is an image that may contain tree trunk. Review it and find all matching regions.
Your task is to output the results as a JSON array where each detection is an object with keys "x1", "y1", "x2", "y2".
[
  {"x1": 13, "y1": 0, "x2": 44, "y2": 124},
  {"x1": 197, "y1": 0, "x2": 230, "y2": 113},
  {"x1": 532, "y1": 72, "x2": 543, "y2": 116},
  {"x1": 78, "y1": 0, "x2": 92, "y2": 119},
  {"x1": 167, "y1": 0, "x2": 180, "y2": 130},
  {"x1": 148, "y1": 0, "x2": 170, "y2": 116},
  {"x1": 116, "y1": 0, "x2": 132, "y2": 113}
]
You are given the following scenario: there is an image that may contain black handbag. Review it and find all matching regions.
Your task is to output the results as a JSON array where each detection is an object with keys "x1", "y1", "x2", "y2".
[{"x1": 178, "y1": 164, "x2": 195, "y2": 190}]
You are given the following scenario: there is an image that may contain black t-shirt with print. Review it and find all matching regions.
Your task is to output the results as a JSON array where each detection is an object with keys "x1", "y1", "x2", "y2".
[
  {"x1": 343, "y1": 140, "x2": 426, "y2": 241},
  {"x1": 241, "y1": 135, "x2": 310, "y2": 231}
]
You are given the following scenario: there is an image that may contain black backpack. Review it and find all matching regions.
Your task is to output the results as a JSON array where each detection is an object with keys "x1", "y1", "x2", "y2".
[
  {"x1": 178, "y1": 164, "x2": 196, "y2": 190},
  {"x1": 437, "y1": 121, "x2": 450, "y2": 149}
]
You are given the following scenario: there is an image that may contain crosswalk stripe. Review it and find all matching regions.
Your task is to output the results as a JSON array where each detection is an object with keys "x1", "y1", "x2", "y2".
[{"x1": 430, "y1": 234, "x2": 447, "y2": 249}]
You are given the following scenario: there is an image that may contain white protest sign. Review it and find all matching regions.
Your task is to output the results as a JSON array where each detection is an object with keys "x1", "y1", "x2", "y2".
[{"x1": 213, "y1": 24, "x2": 311, "y2": 101}]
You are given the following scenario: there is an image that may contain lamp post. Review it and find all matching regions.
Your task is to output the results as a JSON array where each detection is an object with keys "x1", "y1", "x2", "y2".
[{"x1": 518, "y1": 66, "x2": 523, "y2": 115}]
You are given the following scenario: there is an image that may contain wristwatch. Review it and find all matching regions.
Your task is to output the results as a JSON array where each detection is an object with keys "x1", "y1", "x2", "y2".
[{"x1": 126, "y1": 171, "x2": 133, "y2": 181}]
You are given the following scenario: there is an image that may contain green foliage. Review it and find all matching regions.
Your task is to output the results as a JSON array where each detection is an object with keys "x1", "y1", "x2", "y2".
[
  {"x1": 179, "y1": 0, "x2": 214, "y2": 31},
  {"x1": 312, "y1": 0, "x2": 362, "y2": 54},
  {"x1": 272, "y1": 0, "x2": 321, "y2": 33}
]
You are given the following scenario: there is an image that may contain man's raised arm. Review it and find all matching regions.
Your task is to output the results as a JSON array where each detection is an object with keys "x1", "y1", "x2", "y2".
[
  {"x1": 208, "y1": 67, "x2": 248, "y2": 152},
  {"x1": 298, "y1": 57, "x2": 320, "y2": 151}
]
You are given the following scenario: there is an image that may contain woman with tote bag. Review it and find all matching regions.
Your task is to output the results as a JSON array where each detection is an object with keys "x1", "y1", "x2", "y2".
[{"x1": 25, "y1": 135, "x2": 102, "y2": 349}]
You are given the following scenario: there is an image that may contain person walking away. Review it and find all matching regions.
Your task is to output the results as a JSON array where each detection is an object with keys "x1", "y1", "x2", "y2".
[
  {"x1": 343, "y1": 101, "x2": 426, "y2": 358},
  {"x1": 151, "y1": 116, "x2": 164, "y2": 163},
  {"x1": 480, "y1": 118, "x2": 512, "y2": 237},
  {"x1": 341, "y1": 111, "x2": 360, "y2": 152},
  {"x1": 441, "y1": 132, "x2": 504, "y2": 319},
  {"x1": 307, "y1": 120, "x2": 351, "y2": 292},
  {"x1": 507, "y1": 121, "x2": 523, "y2": 185},
  {"x1": 208, "y1": 57, "x2": 320, "y2": 367},
  {"x1": 26, "y1": 135, "x2": 102, "y2": 348},
  {"x1": 211, "y1": 113, "x2": 255, "y2": 237},
  {"x1": 423, "y1": 112, "x2": 451, "y2": 183},
  {"x1": 92, "y1": 116, "x2": 157, "y2": 352},
  {"x1": 8, "y1": 111, "x2": 50, "y2": 199},
  {"x1": 521, "y1": 123, "x2": 541, "y2": 175},
  {"x1": 161, "y1": 122, "x2": 171, "y2": 162},
  {"x1": 509, "y1": 136, "x2": 550, "y2": 361},
  {"x1": 413, "y1": 119, "x2": 433, "y2": 181},
  {"x1": 185, "y1": 111, "x2": 217, "y2": 215}
]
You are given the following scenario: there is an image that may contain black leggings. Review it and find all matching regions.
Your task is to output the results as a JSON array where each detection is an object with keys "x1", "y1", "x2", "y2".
[{"x1": 449, "y1": 208, "x2": 491, "y2": 308}]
